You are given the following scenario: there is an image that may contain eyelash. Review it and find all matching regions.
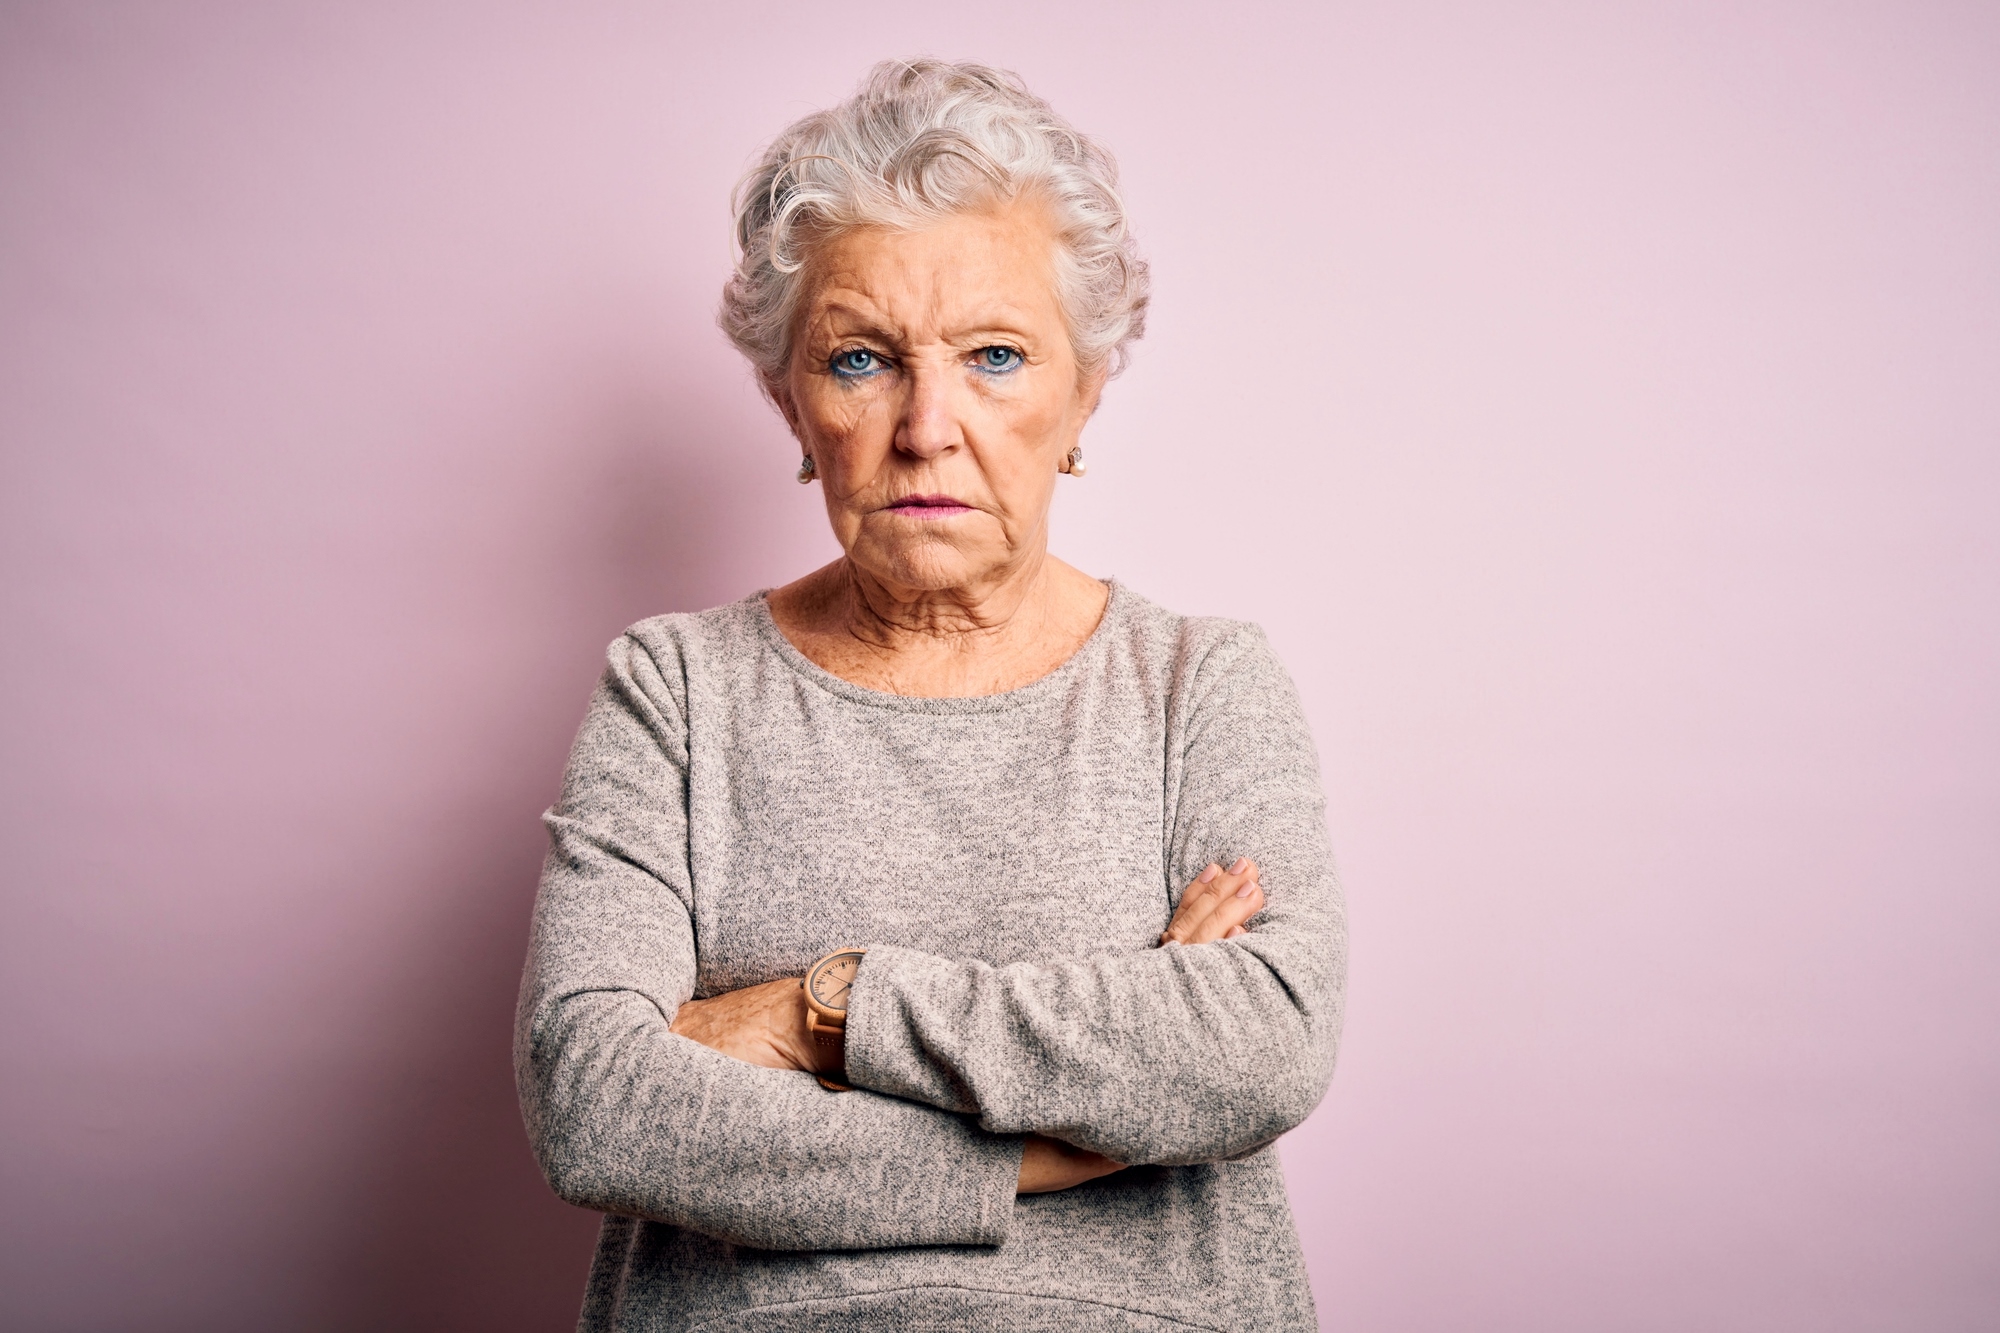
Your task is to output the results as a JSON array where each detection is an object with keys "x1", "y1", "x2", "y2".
[
  {"x1": 972, "y1": 345, "x2": 1024, "y2": 374},
  {"x1": 829, "y1": 348, "x2": 884, "y2": 378},
  {"x1": 826, "y1": 346, "x2": 1025, "y2": 380}
]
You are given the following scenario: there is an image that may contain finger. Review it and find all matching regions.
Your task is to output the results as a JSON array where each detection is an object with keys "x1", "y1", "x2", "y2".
[
  {"x1": 1159, "y1": 864, "x2": 1226, "y2": 944},
  {"x1": 1173, "y1": 861, "x2": 1255, "y2": 938},
  {"x1": 1180, "y1": 863, "x2": 1263, "y2": 945},
  {"x1": 1202, "y1": 874, "x2": 1265, "y2": 939},
  {"x1": 1225, "y1": 925, "x2": 1245, "y2": 939},
  {"x1": 1162, "y1": 864, "x2": 1248, "y2": 943},
  {"x1": 1163, "y1": 860, "x2": 1260, "y2": 945}
]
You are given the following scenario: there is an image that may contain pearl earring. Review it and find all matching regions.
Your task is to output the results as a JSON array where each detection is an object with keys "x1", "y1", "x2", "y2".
[
  {"x1": 796, "y1": 455, "x2": 816, "y2": 484},
  {"x1": 1062, "y1": 446, "x2": 1087, "y2": 477}
]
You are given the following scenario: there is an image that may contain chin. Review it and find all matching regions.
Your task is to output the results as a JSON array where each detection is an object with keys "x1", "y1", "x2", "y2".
[
  {"x1": 886, "y1": 553, "x2": 980, "y2": 591},
  {"x1": 864, "y1": 537, "x2": 984, "y2": 591}
]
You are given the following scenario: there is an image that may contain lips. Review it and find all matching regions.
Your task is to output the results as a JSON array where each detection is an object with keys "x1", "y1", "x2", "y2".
[{"x1": 884, "y1": 494, "x2": 973, "y2": 517}]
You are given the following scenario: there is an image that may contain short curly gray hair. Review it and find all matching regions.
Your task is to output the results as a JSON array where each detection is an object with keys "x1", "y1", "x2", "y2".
[{"x1": 719, "y1": 59, "x2": 1150, "y2": 396}]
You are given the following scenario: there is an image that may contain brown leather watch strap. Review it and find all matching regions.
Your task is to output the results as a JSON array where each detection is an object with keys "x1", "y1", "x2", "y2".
[
  {"x1": 802, "y1": 948, "x2": 864, "y2": 1091},
  {"x1": 806, "y1": 1009, "x2": 851, "y2": 1091}
]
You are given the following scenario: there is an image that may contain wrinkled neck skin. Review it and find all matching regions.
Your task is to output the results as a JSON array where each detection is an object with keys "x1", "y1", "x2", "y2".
[
  {"x1": 772, "y1": 524, "x2": 1104, "y2": 688},
  {"x1": 774, "y1": 545, "x2": 1107, "y2": 699},
  {"x1": 834, "y1": 531, "x2": 1052, "y2": 643}
]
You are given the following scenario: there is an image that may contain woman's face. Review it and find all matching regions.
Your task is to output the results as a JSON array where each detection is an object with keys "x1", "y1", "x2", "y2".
[{"x1": 780, "y1": 197, "x2": 1103, "y2": 595}]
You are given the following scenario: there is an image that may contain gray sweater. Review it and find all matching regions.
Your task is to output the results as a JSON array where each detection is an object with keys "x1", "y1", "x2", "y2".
[{"x1": 515, "y1": 582, "x2": 1347, "y2": 1332}]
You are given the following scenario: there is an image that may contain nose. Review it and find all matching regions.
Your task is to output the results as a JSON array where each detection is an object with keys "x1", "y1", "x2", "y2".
[{"x1": 893, "y1": 361, "x2": 960, "y2": 460}]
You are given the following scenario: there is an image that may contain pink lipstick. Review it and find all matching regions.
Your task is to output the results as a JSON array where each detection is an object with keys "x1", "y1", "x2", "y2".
[{"x1": 884, "y1": 494, "x2": 974, "y2": 519}]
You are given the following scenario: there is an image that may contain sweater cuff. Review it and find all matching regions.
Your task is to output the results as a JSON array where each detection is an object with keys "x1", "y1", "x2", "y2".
[
  {"x1": 843, "y1": 944, "x2": 979, "y2": 1114},
  {"x1": 846, "y1": 945, "x2": 1020, "y2": 1244},
  {"x1": 948, "y1": 1122, "x2": 1025, "y2": 1246}
]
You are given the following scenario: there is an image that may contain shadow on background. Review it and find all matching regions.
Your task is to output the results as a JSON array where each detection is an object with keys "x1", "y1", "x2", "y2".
[{"x1": 312, "y1": 404, "x2": 785, "y2": 1331}]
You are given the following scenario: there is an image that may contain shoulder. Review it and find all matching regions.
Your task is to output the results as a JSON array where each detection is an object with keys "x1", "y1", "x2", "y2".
[
  {"x1": 590, "y1": 593, "x2": 772, "y2": 722},
  {"x1": 1103, "y1": 582, "x2": 1288, "y2": 697},
  {"x1": 1106, "y1": 585, "x2": 1319, "y2": 770},
  {"x1": 616, "y1": 594, "x2": 766, "y2": 669}
]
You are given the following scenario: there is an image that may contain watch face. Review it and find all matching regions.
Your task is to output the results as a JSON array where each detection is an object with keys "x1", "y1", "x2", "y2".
[{"x1": 807, "y1": 950, "x2": 865, "y2": 1013}]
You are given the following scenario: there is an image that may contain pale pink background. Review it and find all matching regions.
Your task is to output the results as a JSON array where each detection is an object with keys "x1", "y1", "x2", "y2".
[{"x1": 2, "y1": 3, "x2": 1995, "y2": 1330}]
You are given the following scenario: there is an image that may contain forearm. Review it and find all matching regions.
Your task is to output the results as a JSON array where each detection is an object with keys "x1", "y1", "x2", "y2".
[
  {"x1": 841, "y1": 910, "x2": 1341, "y2": 1165},
  {"x1": 519, "y1": 988, "x2": 1023, "y2": 1250}
]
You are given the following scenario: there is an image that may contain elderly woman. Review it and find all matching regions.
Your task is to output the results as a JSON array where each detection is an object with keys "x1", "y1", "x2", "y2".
[{"x1": 516, "y1": 60, "x2": 1346, "y2": 1332}]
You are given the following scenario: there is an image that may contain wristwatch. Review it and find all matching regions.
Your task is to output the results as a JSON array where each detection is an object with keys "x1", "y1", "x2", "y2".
[{"x1": 801, "y1": 947, "x2": 866, "y2": 1091}]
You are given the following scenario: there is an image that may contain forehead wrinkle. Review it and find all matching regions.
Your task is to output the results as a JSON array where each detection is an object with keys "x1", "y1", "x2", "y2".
[
  {"x1": 801, "y1": 209, "x2": 1062, "y2": 350},
  {"x1": 808, "y1": 280, "x2": 1051, "y2": 350},
  {"x1": 807, "y1": 292, "x2": 902, "y2": 344}
]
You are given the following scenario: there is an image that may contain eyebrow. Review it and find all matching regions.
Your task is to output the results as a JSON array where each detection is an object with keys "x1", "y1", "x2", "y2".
[
  {"x1": 806, "y1": 301, "x2": 1040, "y2": 346},
  {"x1": 807, "y1": 303, "x2": 897, "y2": 340}
]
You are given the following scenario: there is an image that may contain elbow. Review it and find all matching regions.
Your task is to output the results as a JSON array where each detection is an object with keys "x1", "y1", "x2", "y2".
[
  {"x1": 532, "y1": 1129, "x2": 828, "y2": 1253},
  {"x1": 514, "y1": 1007, "x2": 650, "y2": 1219},
  {"x1": 1126, "y1": 1022, "x2": 1337, "y2": 1165},
  {"x1": 1216, "y1": 953, "x2": 1344, "y2": 1151},
  {"x1": 1203, "y1": 1059, "x2": 1328, "y2": 1161},
  {"x1": 1141, "y1": 939, "x2": 1342, "y2": 1160},
  {"x1": 539, "y1": 1149, "x2": 685, "y2": 1227},
  {"x1": 528, "y1": 1107, "x2": 702, "y2": 1231},
  {"x1": 1246, "y1": 1052, "x2": 1332, "y2": 1143},
  {"x1": 519, "y1": 1083, "x2": 627, "y2": 1215},
  {"x1": 540, "y1": 1155, "x2": 605, "y2": 1214},
  {"x1": 1240, "y1": 1013, "x2": 1339, "y2": 1143}
]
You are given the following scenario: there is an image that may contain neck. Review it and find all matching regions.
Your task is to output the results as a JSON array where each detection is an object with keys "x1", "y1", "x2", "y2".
[
  {"x1": 835, "y1": 546, "x2": 1056, "y2": 653},
  {"x1": 767, "y1": 542, "x2": 1108, "y2": 698}
]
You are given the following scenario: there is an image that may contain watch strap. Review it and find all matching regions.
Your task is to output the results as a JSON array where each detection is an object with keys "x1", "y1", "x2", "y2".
[{"x1": 806, "y1": 1008, "x2": 851, "y2": 1092}]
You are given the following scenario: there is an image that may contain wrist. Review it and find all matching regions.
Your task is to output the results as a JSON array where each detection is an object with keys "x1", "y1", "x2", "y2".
[
  {"x1": 805, "y1": 1005, "x2": 847, "y2": 1075},
  {"x1": 801, "y1": 946, "x2": 866, "y2": 1091}
]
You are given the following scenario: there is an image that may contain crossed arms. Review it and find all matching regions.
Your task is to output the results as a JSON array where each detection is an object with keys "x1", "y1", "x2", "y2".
[{"x1": 514, "y1": 628, "x2": 1346, "y2": 1251}]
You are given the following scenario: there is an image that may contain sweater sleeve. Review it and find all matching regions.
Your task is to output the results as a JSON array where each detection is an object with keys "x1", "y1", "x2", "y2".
[
  {"x1": 840, "y1": 623, "x2": 1347, "y2": 1166},
  {"x1": 514, "y1": 634, "x2": 1024, "y2": 1251}
]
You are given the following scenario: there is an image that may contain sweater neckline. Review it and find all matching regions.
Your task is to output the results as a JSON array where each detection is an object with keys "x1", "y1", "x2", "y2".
[{"x1": 749, "y1": 578, "x2": 1124, "y2": 714}]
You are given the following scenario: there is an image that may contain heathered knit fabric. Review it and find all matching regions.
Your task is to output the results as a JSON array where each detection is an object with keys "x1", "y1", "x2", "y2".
[{"x1": 515, "y1": 581, "x2": 1346, "y2": 1333}]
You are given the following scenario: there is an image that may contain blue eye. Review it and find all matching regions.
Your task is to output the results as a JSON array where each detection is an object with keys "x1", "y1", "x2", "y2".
[
  {"x1": 974, "y1": 346, "x2": 1023, "y2": 373},
  {"x1": 830, "y1": 348, "x2": 882, "y2": 377}
]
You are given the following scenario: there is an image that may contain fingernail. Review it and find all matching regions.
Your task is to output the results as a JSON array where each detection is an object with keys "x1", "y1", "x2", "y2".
[
  {"x1": 1235, "y1": 881, "x2": 1260, "y2": 898},
  {"x1": 1199, "y1": 865, "x2": 1221, "y2": 884},
  {"x1": 1229, "y1": 857, "x2": 1250, "y2": 874}
]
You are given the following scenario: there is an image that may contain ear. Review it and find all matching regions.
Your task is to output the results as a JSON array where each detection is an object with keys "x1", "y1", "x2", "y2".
[
  {"x1": 768, "y1": 373, "x2": 803, "y2": 439},
  {"x1": 1075, "y1": 364, "x2": 1110, "y2": 420}
]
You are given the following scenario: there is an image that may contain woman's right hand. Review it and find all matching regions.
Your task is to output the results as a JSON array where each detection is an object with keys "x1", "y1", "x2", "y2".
[
  {"x1": 1018, "y1": 1135, "x2": 1125, "y2": 1193},
  {"x1": 1159, "y1": 858, "x2": 1263, "y2": 946}
]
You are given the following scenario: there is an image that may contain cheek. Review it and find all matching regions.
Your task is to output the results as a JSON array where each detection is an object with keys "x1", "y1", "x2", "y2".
[
  {"x1": 990, "y1": 378, "x2": 1079, "y2": 456},
  {"x1": 800, "y1": 385, "x2": 890, "y2": 456},
  {"x1": 983, "y1": 440, "x2": 1060, "y2": 522}
]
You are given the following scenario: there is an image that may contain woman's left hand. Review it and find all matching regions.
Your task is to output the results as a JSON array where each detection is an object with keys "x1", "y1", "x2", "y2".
[
  {"x1": 1159, "y1": 858, "x2": 1263, "y2": 946},
  {"x1": 670, "y1": 978, "x2": 823, "y2": 1074}
]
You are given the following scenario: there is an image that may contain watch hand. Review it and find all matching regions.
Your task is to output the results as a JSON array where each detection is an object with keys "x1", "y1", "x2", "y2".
[{"x1": 826, "y1": 981, "x2": 852, "y2": 1002}]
